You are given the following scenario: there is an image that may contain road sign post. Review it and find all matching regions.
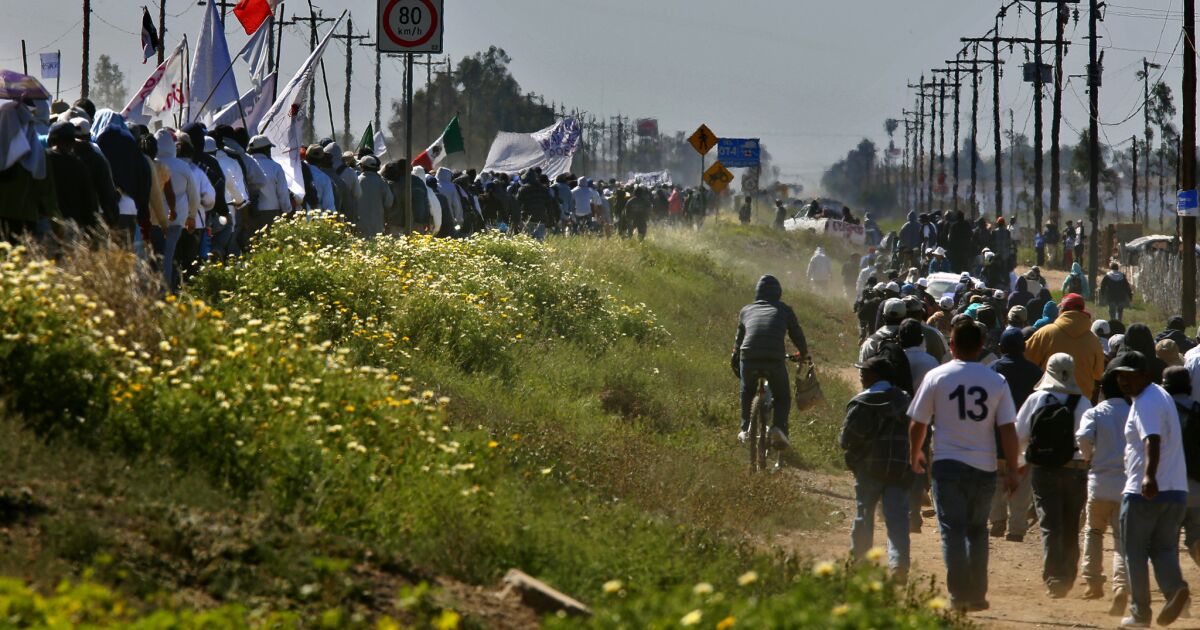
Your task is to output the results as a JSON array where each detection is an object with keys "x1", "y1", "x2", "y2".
[
  {"x1": 377, "y1": 0, "x2": 444, "y2": 53},
  {"x1": 689, "y1": 124, "x2": 718, "y2": 204},
  {"x1": 703, "y1": 161, "x2": 734, "y2": 194}
]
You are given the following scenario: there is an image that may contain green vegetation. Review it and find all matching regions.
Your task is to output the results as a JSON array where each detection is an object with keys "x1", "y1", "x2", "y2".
[{"x1": 0, "y1": 216, "x2": 957, "y2": 627}]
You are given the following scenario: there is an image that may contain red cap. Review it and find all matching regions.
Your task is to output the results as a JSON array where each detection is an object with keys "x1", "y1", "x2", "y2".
[{"x1": 1060, "y1": 293, "x2": 1086, "y2": 313}]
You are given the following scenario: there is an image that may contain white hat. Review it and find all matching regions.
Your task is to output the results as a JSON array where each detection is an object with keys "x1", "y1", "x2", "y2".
[
  {"x1": 203, "y1": 136, "x2": 218, "y2": 154},
  {"x1": 873, "y1": 282, "x2": 887, "y2": 292},
  {"x1": 359, "y1": 155, "x2": 380, "y2": 169},
  {"x1": 69, "y1": 117, "x2": 91, "y2": 138},
  {"x1": 938, "y1": 296, "x2": 955, "y2": 310},
  {"x1": 885, "y1": 281, "x2": 900, "y2": 293},
  {"x1": 983, "y1": 251, "x2": 996, "y2": 262},
  {"x1": 1035, "y1": 352, "x2": 1083, "y2": 395},
  {"x1": 933, "y1": 246, "x2": 946, "y2": 257},
  {"x1": 993, "y1": 289, "x2": 1005, "y2": 300},
  {"x1": 1091, "y1": 319, "x2": 1111, "y2": 337},
  {"x1": 247, "y1": 135, "x2": 274, "y2": 151},
  {"x1": 916, "y1": 277, "x2": 929, "y2": 288},
  {"x1": 882, "y1": 298, "x2": 907, "y2": 319}
]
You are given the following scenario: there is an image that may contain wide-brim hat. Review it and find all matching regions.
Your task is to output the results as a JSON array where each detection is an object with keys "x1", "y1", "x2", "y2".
[{"x1": 1036, "y1": 352, "x2": 1083, "y2": 395}]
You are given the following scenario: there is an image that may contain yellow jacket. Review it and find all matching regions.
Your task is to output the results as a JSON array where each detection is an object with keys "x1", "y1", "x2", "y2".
[{"x1": 1024, "y1": 310, "x2": 1106, "y2": 398}]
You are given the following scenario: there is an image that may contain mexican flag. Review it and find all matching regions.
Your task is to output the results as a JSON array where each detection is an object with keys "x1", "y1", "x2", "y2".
[
  {"x1": 357, "y1": 123, "x2": 388, "y2": 158},
  {"x1": 412, "y1": 116, "x2": 464, "y2": 171}
]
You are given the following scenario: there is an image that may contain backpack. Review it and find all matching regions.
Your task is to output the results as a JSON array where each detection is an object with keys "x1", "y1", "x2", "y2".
[
  {"x1": 1025, "y1": 394, "x2": 1082, "y2": 467},
  {"x1": 1066, "y1": 274, "x2": 1083, "y2": 295},
  {"x1": 870, "y1": 331, "x2": 914, "y2": 396},
  {"x1": 863, "y1": 390, "x2": 913, "y2": 486},
  {"x1": 1176, "y1": 401, "x2": 1200, "y2": 482}
]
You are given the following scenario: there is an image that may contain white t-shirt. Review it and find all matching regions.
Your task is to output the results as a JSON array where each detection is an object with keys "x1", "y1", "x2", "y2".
[
  {"x1": 1184, "y1": 345, "x2": 1200, "y2": 408},
  {"x1": 1014, "y1": 389, "x2": 1092, "y2": 467},
  {"x1": 1123, "y1": 383, "x2": 1189, "y2": 496},
  {"x1": 908, "y1": 359, "x2": 1018, "y2": 472}
]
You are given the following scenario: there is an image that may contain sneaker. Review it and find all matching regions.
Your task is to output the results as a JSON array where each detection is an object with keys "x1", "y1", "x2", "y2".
[
  {"x1": 737, "y1": 430, "x2": 749, "y2": 444},
  {"x1": 1081, "y1": 583, "x2": 1105, "y2": 600},
  {"x1": 769, "y1": 427, "x2": 791, "y2": 450},
  {"x1": 1157, "y1": 587, "x2": 1190, "y2": 626},
  {"x1": 1005, "y1": 533, "x2": 1024, "y2": 543},
  {"x1": 1110, "y1": 591, "x2": 1128, "y2": 617},
  {"x1": 1119, "y1": 616, "x2": 1150, "y2": 628}
]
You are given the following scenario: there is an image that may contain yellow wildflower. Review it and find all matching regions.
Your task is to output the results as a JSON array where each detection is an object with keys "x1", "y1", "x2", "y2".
[
  {"x1": 716, "y1": 617, "x2": 736, "y2": 630},
  {"x1": 737, "y1": 571, "x2": 758, "y2": 586},
  {"x1": 692, "y1": 582, "x2": 714, "y2": 596},
  {"x1": 602, "y1": 580, "x2": 623, "y2": 595},
  {"x1": 832, "y1": 603, "x2": 850, "y2": 617},
  {"x1": 680, "y1": 610, "x2": 702, "y2": 626},
  {"x1": 813, "y1": 561, "x2": 835, "y2": 578}
]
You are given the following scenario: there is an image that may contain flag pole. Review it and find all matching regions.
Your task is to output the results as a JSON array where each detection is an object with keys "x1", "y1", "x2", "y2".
[{"x1": 55, "y1": 50, "x2": 61, "y2": 100}]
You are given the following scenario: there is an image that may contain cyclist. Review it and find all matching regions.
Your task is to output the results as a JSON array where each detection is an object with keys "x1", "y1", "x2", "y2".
[{"x1": 732, "y1": 275, "x2": 808, "y2": 449}]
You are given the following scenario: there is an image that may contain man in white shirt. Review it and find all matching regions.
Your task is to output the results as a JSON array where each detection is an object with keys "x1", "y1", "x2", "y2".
[
  {"x1": 1014, "y1": 353, "x2": 1093, "y2": 598},
  {"x1": 909, "y1": 319, "x2": 1021, "y2": 613},
  {"x1": 1112, "y1": 351, "x2": 1190, "y2": 628},
  {"x1": 246, "y1": 135, "x2": 293, "y2": 235},
  {"x1": 1076, "y1": 371, "x2": 1131, "y2": 612}
]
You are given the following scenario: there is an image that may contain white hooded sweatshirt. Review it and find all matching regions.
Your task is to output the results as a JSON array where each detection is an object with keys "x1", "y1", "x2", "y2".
[{"x1": 154, "y1": 130, "x2": 199, "y2": 227}]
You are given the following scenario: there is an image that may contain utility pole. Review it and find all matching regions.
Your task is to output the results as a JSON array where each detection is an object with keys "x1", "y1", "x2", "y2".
[
  {"x1": 949, "y1": 54, "x2": 999, "y2": 216},
  {"x1": 934, "y1": 69, "x2": 966, "y2": 213},
  {"x1": 1010, "y1": 109, "x2": 1018, "y2": 227},
  {"x1": 1132, "y1": 138, "x2": 1139, "y2": 221},
  {"x1": 1034, "y1": 0, "x2": 1045, "y2": 238},
  {"x1": 195, "y1": 0, "x2": 237, "y2": 16},
  {"x1": 158, "y1": 0, "x2": 166, "y2": 65},
  {"x1": 1087, "y1": 0, "x2": 1102, "y2": 290},
  {"x1": 411, "y1": 56, "x2": 447, "y2": 145},
  {"x1": 910, "y1": 78, "x2": 927, "y2": 211},
  {"x1": 81, "y1": 0, "x2": 90, "y2": 99},
  {"x1": 295, "y1": 4, "x2": 335, "y2": 142},
  {"x1": 1050, "y1": 2, "x2": 1068, "y2": 236},
  {"x1": 330, "y1": 15, "x2": 370, "y2": 147},
  {"x1": 1141, "y1": 58, "x2": 1162, "y2": 227},
  {"x1": 1182, "y1": 0, "x2": 1197, "y2": 326},
  {"x1": 911, "y1": 77, "x2": 943, "y2": 213},
  {"x1": 274, "y1": 7, "x2": 294, "y2": 103}
]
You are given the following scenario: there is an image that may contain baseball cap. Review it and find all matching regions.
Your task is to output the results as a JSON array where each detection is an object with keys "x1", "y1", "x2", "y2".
[
  {"x1": 885, "y1": 281, "x2": 900, "y2": 294},
  {"x1": 1109, "y1": 350, "x2": 1147, "y2": 373},
  {"x1": 853, "y1": 355, "x2": 895, "y2": 382},
  {"x1": 916, "y1": 277, "x2": 929, "y2": 288},
  {"x1": 359, "y1": 155, "x2": 380, "y2": 169},
  {"x1": 882, "y1": 298, "x2": 907, "y2": 319},
  {"x1": 1091, "y1": 319, "x2": 1111, "y2": 337},
  {"x1": 993, "y1": 289, "x2": 1005, "y2": 300},
  {"x1": 873, "y1": 282, "x2": 887, "y2": 292},
  {"x1": 247, "y1": 135, "x2": 274, "y2": 151},
  {"x1": 69, "y1": 117, "x2": 91, "y2": 138},
  {"x1": 1008, "y1": 305, "x2": 1028, "y2": 326},
  {"x1": 1060, "y1": 293, "x2": 1086, "y2": 312},
  {"x1": 938, "y1": 295, "x2": 955, "y2": 310}
]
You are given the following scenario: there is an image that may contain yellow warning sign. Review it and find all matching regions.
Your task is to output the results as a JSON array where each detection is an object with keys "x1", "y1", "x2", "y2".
[
  {"x1": 703, "y1": 161, "x2": 734, "y2": 192},
  {"x1": 688, "y1": 124, "x2": 718, "y2": 156}
]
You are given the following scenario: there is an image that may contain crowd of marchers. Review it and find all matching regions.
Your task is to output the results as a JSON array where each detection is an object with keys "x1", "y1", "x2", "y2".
[
  {"x1": 0, "y1": 97, "x2": 723, "y2": 293},
  {"x1": 837, "y1": 209, "x2": 1200, "y2": 628}
]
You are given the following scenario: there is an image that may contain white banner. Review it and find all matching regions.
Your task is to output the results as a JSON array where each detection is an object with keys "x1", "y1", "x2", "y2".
[
  {"x1": 211, "y1": 72, "x2": 276, "y2": 131},
  {"x1": 39, "y1": 52, "x2": 59, "y2": 79},
  {"x1": 122, "y1": 38, "x2": 188, "y2": 125},
  {"x1": 258, "y1": 12, "x2": 345, "y2": 198},
  {"x1": 483, "y1": 118, "x2": 582, "y2": 178},
  {"x1": 627, "y1": 171, "x2": 672, "y2": 187}
]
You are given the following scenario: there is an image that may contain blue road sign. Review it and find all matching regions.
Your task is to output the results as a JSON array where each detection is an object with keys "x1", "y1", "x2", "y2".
[
  {"x1": 717, "y1": 138, "x2": 760, "y2": 168},
  {"x1": 1179, "y1": 189, "x2": 1198, "y2": 217}
]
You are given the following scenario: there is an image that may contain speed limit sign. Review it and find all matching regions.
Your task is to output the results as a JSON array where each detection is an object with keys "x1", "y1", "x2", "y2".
[{"x1": 377, "y1": 0, "x2": 444, "y2": 53}]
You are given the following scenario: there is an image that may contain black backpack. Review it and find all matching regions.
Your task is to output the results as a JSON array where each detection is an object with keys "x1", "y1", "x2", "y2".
[
  {"x1": 864, "y1": 390, "x2": 914, "y2": 486},
  {"x1": 1025, "y1": 394, "x2": 1082, "y2": 467},
  {"x1": 871, "y1": 331, "x2": 914, "y2": 396},
  {"x1": 1176, "y1": 401, "x2": 1200, "y2": 482}
]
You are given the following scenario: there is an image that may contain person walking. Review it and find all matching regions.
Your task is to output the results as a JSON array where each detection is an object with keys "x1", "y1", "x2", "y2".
[
  {"x1": 1111, "y1": 351, "x2": 1191, "y2": 628},
  {"x1": 908, "y1": 320, "x2": 1022, "y2": 613},
  {"x1": 1099, "y1": 262, "x2": 1134, "y2": 323},
  {"x1": 989, "y1": 328, "x2": 1040, "y2": 542},
  {"x1": 1014, "y1": 353, "x2": 1093, "y2": 598},
  {"x1": 354, "y1": 156, "x2": 392, "y2": 238},
  {"x1": 840, "y1": 356, "x2": 913, "y2": 581},
  {"x1": 807, "y1": 247, "x2": 832, "y2": 289},
  {"x1": 1025, "y1": 293, "x2": 1106, "y2": 400},
  {"x1": 1077, "y1": 370, "x2": 1132, "y2": 614}
]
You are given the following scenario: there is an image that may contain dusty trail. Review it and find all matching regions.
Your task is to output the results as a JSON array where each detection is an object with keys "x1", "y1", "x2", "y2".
[{"x1": 784, "y1": 370, "x2": 1200, "y2": 629}]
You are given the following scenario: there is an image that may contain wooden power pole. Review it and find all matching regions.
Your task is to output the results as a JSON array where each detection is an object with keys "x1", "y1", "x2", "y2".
[
  {"x1": 1183, "y1": 0, "x2": 1197, "y2": 325},
  {"x1": 330, "y1": 15, "x2": 369, "y2": 147},
  {"x1": 81, "y1": 0, "x2": 91, "y2": 99}
]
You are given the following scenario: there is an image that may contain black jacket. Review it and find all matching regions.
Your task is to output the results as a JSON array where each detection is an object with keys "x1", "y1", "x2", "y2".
[
  {"x1": 734, "y1": 275, "x2": 808, "y2": 360},
  {"x1": 840, "y1": 385, "x2": 913, "y2": 484},
  {"x1": 517, "y1": 181, "x2": 555, "y2": 225}
]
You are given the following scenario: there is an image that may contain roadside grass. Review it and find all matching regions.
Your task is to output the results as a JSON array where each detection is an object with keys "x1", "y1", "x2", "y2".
[{"x1": 0, "y1": 216, "x2": 960, "y2": 627}]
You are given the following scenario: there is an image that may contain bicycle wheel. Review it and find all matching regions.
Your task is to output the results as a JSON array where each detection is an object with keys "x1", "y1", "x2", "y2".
[{"x1": 749, "y1": 390, "x2": 770, "y2": 472}]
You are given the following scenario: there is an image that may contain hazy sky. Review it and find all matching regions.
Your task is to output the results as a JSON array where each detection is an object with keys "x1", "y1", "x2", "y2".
[{"x1": 0, "y1": 1, "x2": 1188, "y2": 188}]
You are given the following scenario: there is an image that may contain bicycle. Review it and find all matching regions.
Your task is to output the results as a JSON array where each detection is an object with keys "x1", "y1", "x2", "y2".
[{"x1": 745, "y1": 353, "x2": 802, "y2": 473}]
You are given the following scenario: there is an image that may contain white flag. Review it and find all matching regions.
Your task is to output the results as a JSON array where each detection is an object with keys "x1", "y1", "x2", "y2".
[
  {"x1": 39, "y1": 52, "x2": 60, "y2": 79},
  {"x1": 373, "y1": 129, "x2": 388, "y2": 159},
  {"x1": 257, "y1": 12, "x2": 345, "y2": 198},
  {"x1": 236, "y1": 17, "x2": 272, "y2": 87},
  {"x1": 211, "y1": 72, "x2": 276, "y2": 132},
  {"x1": 122, "y1": 38, "x2": 188, "y2": 125},
  {"x1": 188, "y1": 0, "x2": 240, "y2": 124}
]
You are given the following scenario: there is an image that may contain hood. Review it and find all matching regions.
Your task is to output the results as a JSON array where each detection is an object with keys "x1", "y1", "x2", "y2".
[
  {"x1": 155, "y1": 129, "x2": 177, "y2": 159},
  {"x1": 90, "y1": 109, "x2": 131, "y2": 142},
  {"x1": 755, "y1": 275, "x2": 782, "y2": 302},
  {"x1": 1054, "y1": 310, "x2": 1094, "y2": 338},
  {"x1": 1106, "y1": 270, "x2": 1126, "y2": 282},
  {"x1": 412, "y1": 165, "x2": 427, "y2": 178},
  {"x1": 436, "y1": 166, "x2": 455, "y2": 187},
  {"x1": 851, "y1": 387, "x2": 908, "y2": 410},
  {"x1": 181, "y1": 122, "x2": 207, "y2": 154},
  {"x1": 906, "y1": 211, "x2": 917, "y2": 223},
  {"x1": 1168, "y1": 315, "x2": 1187, "y2": 332},
  {"x1": 999, "y1": 327, "x2": 1025, "y2": 356},
  {"x1": 1124, "y1": 323, "x2": 1156, "y2": 356},
  {"x1": 1041, "y1": 301, "x2": 1058, "y2": 320},
  {"x1": 575, "y1": 177, "x2": 589, "y2": 188},
  {"x1": 1014, "y1": 276, "x2": 1028, "y2": 294},
  {"x1": 1070, "y1": 261, "x2": 1084, "y2": 276}
]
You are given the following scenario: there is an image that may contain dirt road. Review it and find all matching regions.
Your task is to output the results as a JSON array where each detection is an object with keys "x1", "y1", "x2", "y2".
[{"x1": 785, "y1": 372, "x2": 1200, "y2": 629}]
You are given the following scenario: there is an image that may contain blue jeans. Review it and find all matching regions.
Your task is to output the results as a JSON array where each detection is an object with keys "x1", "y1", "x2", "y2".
[
  {"x1": 1031, "y1": 466, "x2": 1088, "y2": 589},
  {"x1": 851, "y1": 471, "x2": 910, "y2": 573},
  {"x1": 932, "y1": 459, "x2": 997, "y2": 606},
  {"x1": 739, "y1": 359, "x2": 790, "y2": 436},
  {"x1": 161, "y1": 225, "x2": 183, "y2": 291},
  {"x1": 1108, "y1": 303, "x2": 1126, "y2": 323},
  {"x1": 1120, "y1": 497, "x2": 1188, "y2": 622}
]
